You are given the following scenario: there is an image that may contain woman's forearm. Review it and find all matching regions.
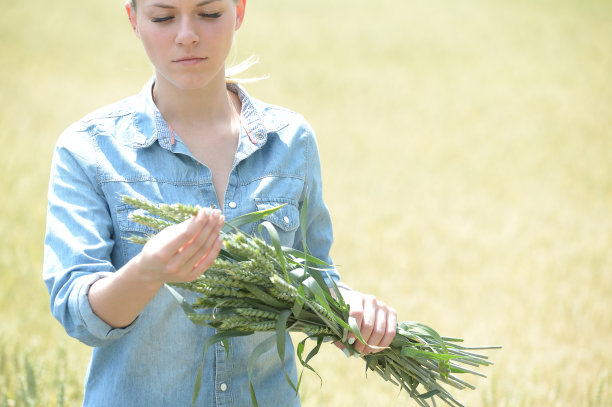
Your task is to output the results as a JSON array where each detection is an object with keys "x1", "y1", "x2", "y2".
[{"x1": 88, "y1": 256, "x2": 163, "y2": 328}]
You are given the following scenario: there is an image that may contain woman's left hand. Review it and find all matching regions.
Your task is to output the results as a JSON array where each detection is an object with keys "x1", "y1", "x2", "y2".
[{"x1": 337, "y1": 289, "x2": 397, "y2": 355}]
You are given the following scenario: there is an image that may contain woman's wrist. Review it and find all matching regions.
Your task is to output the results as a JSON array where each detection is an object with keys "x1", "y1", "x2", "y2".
[{"x1": 124, "y1": 252, "x2": 166, "y2": 292}]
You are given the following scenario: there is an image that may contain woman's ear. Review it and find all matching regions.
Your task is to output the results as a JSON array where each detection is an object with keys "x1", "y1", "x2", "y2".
[
  {"x1": 234, "y1": 0, "x2": 246, "y2": 31},
  {"x1": 125, "y1": 1, "x2": 140, "y2": 37}
]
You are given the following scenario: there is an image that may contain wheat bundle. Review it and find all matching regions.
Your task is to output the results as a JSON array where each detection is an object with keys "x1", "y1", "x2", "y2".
[{"x1": 122, "y1": 195, "x2": 500, "y2": 407}]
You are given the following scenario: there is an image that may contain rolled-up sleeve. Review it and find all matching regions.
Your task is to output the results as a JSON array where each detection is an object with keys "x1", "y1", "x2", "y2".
[{"x1": 43, "y1": 123, "x2": 135, "y2": 347}]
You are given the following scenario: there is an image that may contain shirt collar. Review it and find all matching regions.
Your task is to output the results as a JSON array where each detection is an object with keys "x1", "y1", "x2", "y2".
[{"x1": 130, "y1": 78, "x2": 288, "y2": 150}]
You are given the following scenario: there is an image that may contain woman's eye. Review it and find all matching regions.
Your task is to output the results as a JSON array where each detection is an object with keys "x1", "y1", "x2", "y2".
[
  {"x1": 151, "y1": 16, "x2": 173, "y2": 23},
  {"x1": 200, "y1": 12, "x2": 222, "y2": 19}
]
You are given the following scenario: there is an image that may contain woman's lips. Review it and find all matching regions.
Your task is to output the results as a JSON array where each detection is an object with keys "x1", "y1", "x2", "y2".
[{"x1": 173, "y1": 57, "x2": 206, "y2": 66}]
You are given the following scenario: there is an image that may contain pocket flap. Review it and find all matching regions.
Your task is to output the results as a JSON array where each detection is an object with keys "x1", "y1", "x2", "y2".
[{"x1": 254, "y1": 198, "x2": 299, "y2": 232}]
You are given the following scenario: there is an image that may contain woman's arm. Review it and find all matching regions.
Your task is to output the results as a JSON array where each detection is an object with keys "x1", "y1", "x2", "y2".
[
  {"x1": 296, "y1": 122, "x2": 397, "y2": 354},
  {"x1": 43, "y1": 123, "x2": 224, "y2": 344},
  {"x1": 88, "y1": 209, "x2": 225, "y2": 328}
]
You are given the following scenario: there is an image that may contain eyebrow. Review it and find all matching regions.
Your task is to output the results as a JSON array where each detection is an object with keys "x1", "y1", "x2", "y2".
[{"x1": 148, "y1": 0, "x2": 220, "y2": 9}]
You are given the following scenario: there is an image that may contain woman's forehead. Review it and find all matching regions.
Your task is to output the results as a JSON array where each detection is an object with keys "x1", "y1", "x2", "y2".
[{"x1": 137, "y1": 0, "x2": 231, "y2": 6}]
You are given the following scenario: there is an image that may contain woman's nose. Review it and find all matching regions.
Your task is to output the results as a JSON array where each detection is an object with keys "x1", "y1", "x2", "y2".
[{"x1": 175, "y1": 17, "x2": 199, "y2": 45}]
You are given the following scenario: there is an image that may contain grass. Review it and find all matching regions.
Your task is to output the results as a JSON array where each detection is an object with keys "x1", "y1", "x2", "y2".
[{"x1": 1, "y1": 0, "x2": 611, "y2": 405}]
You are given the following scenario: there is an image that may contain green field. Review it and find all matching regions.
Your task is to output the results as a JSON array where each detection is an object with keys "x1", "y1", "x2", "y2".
[{"x1": 1, "y1": 0, "x2": 611, "y2": 405}]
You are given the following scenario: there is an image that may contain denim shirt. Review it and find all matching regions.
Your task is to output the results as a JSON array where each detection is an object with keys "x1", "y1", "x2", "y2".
[{"x1": 43, "y1": 78, "x2": 342, "y2": 407}]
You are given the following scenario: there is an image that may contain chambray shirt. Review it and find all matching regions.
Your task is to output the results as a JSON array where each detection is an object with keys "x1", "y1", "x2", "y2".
[{"x1": 43, "y1": 78, "x2": 342, "y2": 407}]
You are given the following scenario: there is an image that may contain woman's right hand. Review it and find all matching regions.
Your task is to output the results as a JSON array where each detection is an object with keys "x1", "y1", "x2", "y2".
[
  {"x1": 134, "y1": 208, "x2": 225, "y2": 286},
  {"x1": 88, "y1": 208, "x2": 225, "y2": 328}
]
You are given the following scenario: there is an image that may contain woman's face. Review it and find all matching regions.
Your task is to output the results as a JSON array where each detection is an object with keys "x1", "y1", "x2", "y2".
[{"x1": 126, "y1": 0, "x2": 245, "y2": 91}]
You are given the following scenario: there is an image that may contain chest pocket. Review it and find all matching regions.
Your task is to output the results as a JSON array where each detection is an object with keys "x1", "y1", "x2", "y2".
[
  {"x1": 252, "y1": 198, "x2": 300, "y2": 248},
  {"x1": 116, "y1": 204, "x2": 158, "y2": 263}
]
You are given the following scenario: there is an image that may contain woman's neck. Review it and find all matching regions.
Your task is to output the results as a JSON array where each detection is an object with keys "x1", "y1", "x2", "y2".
[{"x1": 152, "y1": 73, "x2": 235, "y2": 129}]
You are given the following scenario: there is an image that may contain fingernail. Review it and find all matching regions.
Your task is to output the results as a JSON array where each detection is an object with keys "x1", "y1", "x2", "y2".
[
  {"x1": 342, "y1": 347, "x2": 351, "y2": 358},
  {"x1": 348, "y1": 337, "x2": 356, "y2": 345}
]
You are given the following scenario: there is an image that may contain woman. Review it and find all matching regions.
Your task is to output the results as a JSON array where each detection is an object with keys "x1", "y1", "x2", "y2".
[{"x1": 43, "y1": 0, "x2": 397, "y2": 405}]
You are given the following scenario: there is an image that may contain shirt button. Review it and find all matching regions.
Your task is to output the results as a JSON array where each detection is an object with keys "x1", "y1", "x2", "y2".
[
  {"x1": 220, "y1": 383, "x2": 228, "y2": 392},
  {"x1": 228, "y1": 201, "x2": 237, "y2": 209},
  {"x1": 283, "y1": 216, "x2": 290, "y2": 224}
]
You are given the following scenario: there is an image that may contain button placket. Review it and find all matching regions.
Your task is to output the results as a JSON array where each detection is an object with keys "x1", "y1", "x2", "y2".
[
  {"x1": 215, "y1": 341, "x2": 231, "y2": 406},
  {"x1": 224, "y1": 172, "x2": 239, "y2": 213}
]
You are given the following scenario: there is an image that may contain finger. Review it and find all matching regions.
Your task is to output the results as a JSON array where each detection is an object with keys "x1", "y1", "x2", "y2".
[
  {"x1": 364, "y1": 304, "x2": 390, "y2": 354},
  {"x1": 366, "y1": 301, "x2": 395, "y2": 352},
  {"x1": 182, "y1": 210, "x2": 222, "y2": 259},
  {"x1": 354, "y1": 295, "x2": 377, "y2": 353},
  {"x1": 346, "y1": 296, "x2": 364, "y2": 350},
  {"x1": 187, "y1": 215, "x2": 225, "y2": 274},
  {"x1": 172, "y1": 209, "x2": 220, "y2": 270},
  {"x1": 140, "y1": 214, "x2": 207, "y2": 269},
  {"x1": 177, "y1": 209, "x2": 218, "y2": 255},
  {"x1": 198, "y1": 213, "x2": 225, "y2": 255},
  {"x1": 333, "y1": 341, "x2": 357, "y2": 358},
  {"x1": 333, "y1": 341, "x2": 345, "y2": 351},
  {"x1": 189, "y1": 235, "x2": 224, "y2": 279},
  {"x1": 348, "y1": 296, "x2": 364, "y2": 326},
  {"x1": 377, "y1": 307, "x2": 397, "y2": 350},
  {"x1": 162, "y1": 208, "x2": 213, "y2": 255}
]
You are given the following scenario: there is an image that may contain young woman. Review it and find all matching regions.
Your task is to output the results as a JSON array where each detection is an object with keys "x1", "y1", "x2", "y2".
[{"x1": 43, "y1": 0, "x2": 397, "y2": 405}]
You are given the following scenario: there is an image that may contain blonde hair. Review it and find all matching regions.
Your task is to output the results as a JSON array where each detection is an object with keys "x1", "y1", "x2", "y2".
[{"x1": 225, "y1": 56, "x2": 268, "y2": 84}]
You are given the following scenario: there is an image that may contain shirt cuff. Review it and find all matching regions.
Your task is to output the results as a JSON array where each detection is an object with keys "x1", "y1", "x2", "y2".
[
  {"x1": 71, "y1": 273, "x2": 137, "y2": 342},
  {"x1": 336, "y1": 281, "x2": 352, "y2": 291}
]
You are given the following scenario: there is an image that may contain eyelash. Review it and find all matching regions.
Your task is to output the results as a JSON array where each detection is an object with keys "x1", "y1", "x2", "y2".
[
  {"x1": 152, "y1": 16, "x2": 173, "y2": 23},
  {"x1": 151, "y1": 13, "x2": 222, "y2": 23},
  {"x1": 201, "y1": 13, "x2": 222, "y2": 19}
]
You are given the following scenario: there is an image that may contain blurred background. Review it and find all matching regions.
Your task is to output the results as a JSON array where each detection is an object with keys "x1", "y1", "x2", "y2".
[{"x1": 1, "y1": 0, "x2": 611, "y2": 405}]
